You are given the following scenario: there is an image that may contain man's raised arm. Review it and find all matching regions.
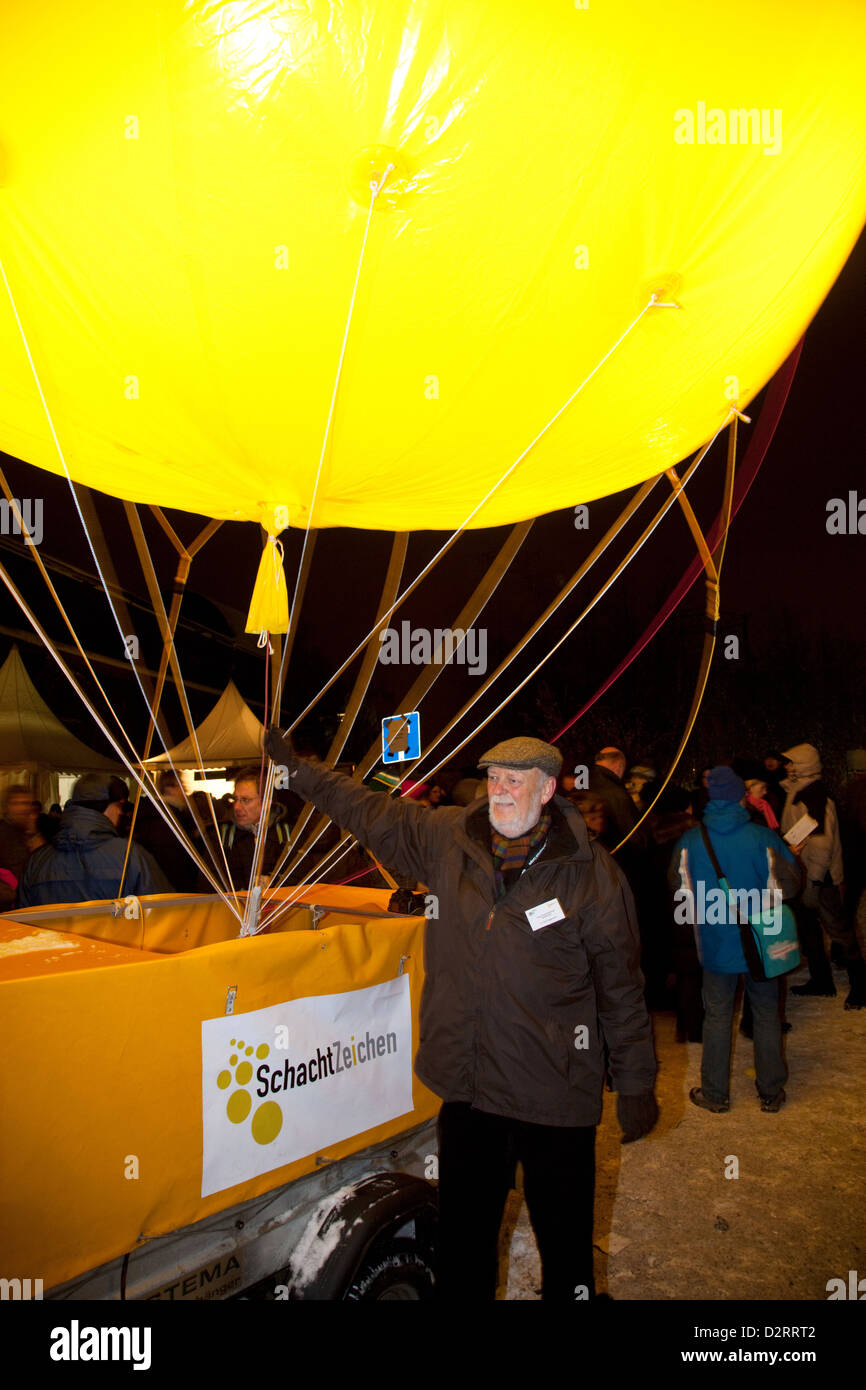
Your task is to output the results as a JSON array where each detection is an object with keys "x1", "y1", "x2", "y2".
[{"x1": 266, "y1": 728, "x2": 439, "y2": 887}]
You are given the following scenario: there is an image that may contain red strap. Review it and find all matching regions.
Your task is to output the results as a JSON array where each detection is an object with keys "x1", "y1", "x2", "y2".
[{"x1": 551, "y1": 342, "x2": 803, "y2": 743}]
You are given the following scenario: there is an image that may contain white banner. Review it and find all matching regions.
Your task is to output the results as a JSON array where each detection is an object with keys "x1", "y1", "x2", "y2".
[{"x1": 201, "y1": 975, "x2": 413, "y2": 1198}]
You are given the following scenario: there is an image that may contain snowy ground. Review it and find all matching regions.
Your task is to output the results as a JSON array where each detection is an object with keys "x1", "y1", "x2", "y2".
[{"x1": 503, "y1": 960, "x2": 866, "y2": 1301}]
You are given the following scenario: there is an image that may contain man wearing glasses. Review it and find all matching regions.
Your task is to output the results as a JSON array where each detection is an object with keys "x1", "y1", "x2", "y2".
[{"x1": 211, "y1": 767, "x2": 291, "y2": 892}]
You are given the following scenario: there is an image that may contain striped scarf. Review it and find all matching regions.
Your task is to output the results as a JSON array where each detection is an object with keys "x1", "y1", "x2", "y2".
[{"x1": 490, "y1": 809, "x2": 551, "y2": 898}]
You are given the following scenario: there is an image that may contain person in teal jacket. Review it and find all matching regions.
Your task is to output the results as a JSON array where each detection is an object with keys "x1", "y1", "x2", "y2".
[{"x1": 672, "y1": 766, "x2": 800, "y2": 1113}]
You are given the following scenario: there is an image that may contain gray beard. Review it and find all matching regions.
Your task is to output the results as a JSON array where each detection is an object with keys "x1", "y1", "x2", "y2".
[{"x1": 489, "y1": 802, "x2": 542, "y2": 839}]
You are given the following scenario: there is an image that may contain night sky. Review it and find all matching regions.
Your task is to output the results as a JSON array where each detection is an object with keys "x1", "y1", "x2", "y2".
[{"x1": 1, "y1": 226, "x2": 864, "y2": 790}]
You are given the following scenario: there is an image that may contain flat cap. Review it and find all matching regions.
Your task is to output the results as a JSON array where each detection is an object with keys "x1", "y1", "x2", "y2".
[{"x1": 478, "y1": 737, "x2": 562, "y2": 779}]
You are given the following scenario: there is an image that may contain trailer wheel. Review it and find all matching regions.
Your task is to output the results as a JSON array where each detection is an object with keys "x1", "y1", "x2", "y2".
[{"x1": 343, "y1": 1245, "x2": 435, "y2": 1301}]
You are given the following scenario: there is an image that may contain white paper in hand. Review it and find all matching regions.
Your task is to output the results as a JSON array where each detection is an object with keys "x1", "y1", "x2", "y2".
[{"x1": 785, "y1": 813, "x2": 818, "y2": 846}]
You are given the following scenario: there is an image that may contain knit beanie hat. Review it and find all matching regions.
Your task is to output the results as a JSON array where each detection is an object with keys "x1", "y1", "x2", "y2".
[{"x1": 706, "y1": 766, "x2": 746, "y2": 802}]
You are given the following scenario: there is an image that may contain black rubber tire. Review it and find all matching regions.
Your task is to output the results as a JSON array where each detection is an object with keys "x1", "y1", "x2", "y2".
[{"x1": 343, "y1": 1247, "x2": 435, "y2": 1301}]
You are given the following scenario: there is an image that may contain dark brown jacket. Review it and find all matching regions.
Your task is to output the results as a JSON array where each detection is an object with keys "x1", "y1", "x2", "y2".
[
  {"x1": 290, "y1": 759, "x2": 656, "y2": 1127},
  {"x1": 588, "y1": 764, "x2": 642, "y2": 850}
]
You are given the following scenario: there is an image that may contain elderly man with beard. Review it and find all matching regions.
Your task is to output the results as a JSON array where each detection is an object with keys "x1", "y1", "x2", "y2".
[{"x1": 265, "y1": 728, "x2": 658, "y2": 1302}]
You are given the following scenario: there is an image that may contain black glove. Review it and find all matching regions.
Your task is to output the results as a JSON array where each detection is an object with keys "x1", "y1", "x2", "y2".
[
  {"x1": 264, "y1": 725, "x2": 299, "y2": 769},
  {"x1": 617, "y1": 1091, "x2": 658, "y2": 1144},
  {"x1": 387, "y1": 888, "x2": 428, "y2": 916}
]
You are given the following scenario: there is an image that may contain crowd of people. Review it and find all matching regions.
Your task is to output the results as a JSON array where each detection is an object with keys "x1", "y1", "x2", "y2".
[
  {"x1": 2, "y1": 740, "x2": 864, "y2": 1072},
  {"x1": 563, "y1": 741, "x2": 866, "y2": 1116},
  {"x1": 4, "y1": 735, "x2": 863, "y2": 1060},
  {"x1": 1, "y1": 729, "x2": 864, "y2": 1301},
  {"x1": 0, "y1": 762, "x2": 459, "y2": 909},
  {"x1": 3, "y1": 742, "x2": 865, "y2": 1001},
  {"x1": 565, "y1": 742, "x2": 865, "y2": 998}
]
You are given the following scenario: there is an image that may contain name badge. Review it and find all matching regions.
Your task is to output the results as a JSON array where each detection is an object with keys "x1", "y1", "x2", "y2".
[{"x1": 525, "y1": 898, "x2": 565, "y2": 931}]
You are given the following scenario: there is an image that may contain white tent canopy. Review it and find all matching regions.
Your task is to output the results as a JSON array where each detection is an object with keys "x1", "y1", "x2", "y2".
[
  {"x1": 0, "y1": 644, "x2": 118, "y2": 806},
  {"x1": 143, "y1": 680, "x2": 265, "y2": 772}
]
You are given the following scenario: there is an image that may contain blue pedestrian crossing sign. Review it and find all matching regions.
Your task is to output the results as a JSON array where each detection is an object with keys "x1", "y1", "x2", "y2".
[{"x1": 382, "y1": 712, "x2": 420, "y2": 764}]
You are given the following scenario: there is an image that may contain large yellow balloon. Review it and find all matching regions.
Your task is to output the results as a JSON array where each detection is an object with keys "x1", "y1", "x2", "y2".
[{"x1": 0, "y1": 0, "x2": 864, "y2": 533}]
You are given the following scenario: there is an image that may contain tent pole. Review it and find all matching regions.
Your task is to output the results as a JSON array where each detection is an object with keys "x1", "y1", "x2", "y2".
[
  {"x1": 609, "y1": 416, "x2": 740, "y2": 854},
  {"x1": 120, "y1": 504, "x2": 225, "y2": 886},
  {"x1": 0, "y1": 623, "x2": 224, "y2": 693},
  {"x1": 270, "y1": 634, "x2": 282, "y2": 717},
  {"x1": 274, "y1": 533, "x2": 408, "y2": 874},
  {"x1": 272, "y1": 519, "x2": 531, "y2": 890},
  {"x1": 73, "y1": 488, "x2": 172, "y2": 746},
  {"x1": 123, "y1": 507, "x2": 190, "y2": 765},
  {"x1": 123, "y1": 504, "x2": 222, "y2": 767},
  {"x1": 78, "y1": 488, "x2": 181, "y2": 899}
]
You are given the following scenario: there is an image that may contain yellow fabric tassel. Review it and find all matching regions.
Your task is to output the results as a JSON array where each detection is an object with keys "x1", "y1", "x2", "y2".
[{"x1": 245, "y1": 536, "x2": 288, "y2": 636}]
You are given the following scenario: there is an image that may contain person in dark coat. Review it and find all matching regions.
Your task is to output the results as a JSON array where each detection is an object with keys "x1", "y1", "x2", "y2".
[
  {"x1": 839, "y1": 750, "x2": 866, "y2": 967},
  {"x1": 265, "y1": 727, "x2": 658, "y2": 1302},
  {"x1": 781, "y1": 742, "x2": 866, "y2": 1008},
  {"x1": 589, "y1": 747, "x2": 654, "y2": 993},
  {"x1": 136, "y1": 771, "x2": 202, "y2": 892},
  {"x1": 19, "y1": 774, "x2": 170, "y2": 907},
  {"x1": 0, "y1": 785, "x2": 45, "y2": 908},
  {"x1": 200, "y1": 766, "x2": 291, "y2": 893},
  {"x1": 625, "y1": 763, "x2": 658, "y2": 817},
  {"x1": 588, "y1": 747, "x2": 641, "y2": 851},
  {"x1": 567, "y1": 792, "x2": 608, "y2": 841},
  {"x1": 839, "y1": 749, "x2": 866, "y2": 943},
  {"x1": 33, "y1": 799, "x2": 60, "y2": 842},
  {"x1": 648, "y1": 787, "x2": 701, "y2": 1037},
  {"x1": 763, "y1": 750, "x2": 788, "y2": 802}
]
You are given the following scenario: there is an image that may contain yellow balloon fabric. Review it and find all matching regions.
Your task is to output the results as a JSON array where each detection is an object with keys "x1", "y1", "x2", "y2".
[{"x1": 0, "y1": 0, "x2": 864, "y2": 532}]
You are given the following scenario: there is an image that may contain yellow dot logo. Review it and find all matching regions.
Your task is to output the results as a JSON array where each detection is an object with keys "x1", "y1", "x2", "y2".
[
  {"x1": 251, "y1": 1101, "x2": 283, "y2": 1146},
  {"x1": 226, "y1": 1089, "x2": 251, "y2": 1124},
  {"x1": 215, "y1": 1036, "x2": 283, "y2": 1145}
]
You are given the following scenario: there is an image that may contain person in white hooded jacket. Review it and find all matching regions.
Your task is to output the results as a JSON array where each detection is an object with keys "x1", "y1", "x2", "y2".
[{"x1": 781, "y1": 743, "x2": 866, "y2": 1009}]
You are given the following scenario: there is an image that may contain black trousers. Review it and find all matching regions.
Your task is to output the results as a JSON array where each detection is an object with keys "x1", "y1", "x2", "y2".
[
  {"x1": 794, "y1": 878, "x2": 864, "y2": 988},
  {"x1": 436, "y1": 1100, "x2": 596, "y2": 1302}
]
